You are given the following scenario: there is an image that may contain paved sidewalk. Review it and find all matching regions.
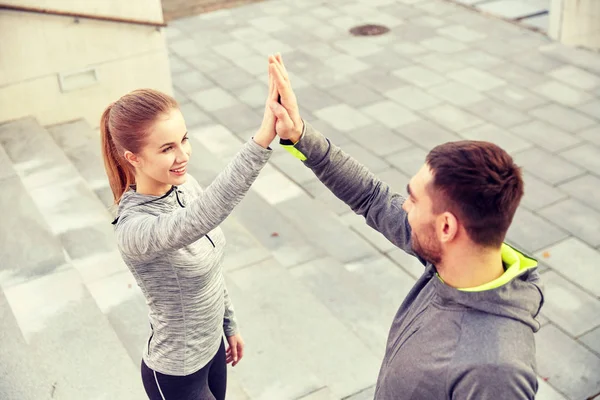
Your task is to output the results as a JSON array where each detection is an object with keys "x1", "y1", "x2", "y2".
[{"x1": 165, "y1": 0, "x2": 600, "y2": 399}]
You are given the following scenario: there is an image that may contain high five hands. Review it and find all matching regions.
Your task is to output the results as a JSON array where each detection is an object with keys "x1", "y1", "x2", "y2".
[{"x1": 267, "y1": 54, "x2": 304, "y2": 144}]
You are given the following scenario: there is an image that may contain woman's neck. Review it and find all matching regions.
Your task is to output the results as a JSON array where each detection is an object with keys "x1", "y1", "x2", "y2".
[{"x1": 134, "y1": 175, "x2": 172, "y2": 197}]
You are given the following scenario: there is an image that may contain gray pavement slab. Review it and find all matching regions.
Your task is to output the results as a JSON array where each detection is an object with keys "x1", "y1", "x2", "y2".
[
  {"x1": 347, "y1": 124, "x2": 413, "y2": 156},
  {"x1": 179, "y1": 101, "x2": 214, "y2": 128},
  {"x1": 189, "y1": 86, "x2": 239, "y2": 112},
  {"x1": 314, "y1": 104, "x2": 373, "y2": 132},
  {"x1": 423, "y1": 104, "x2": 485, "y2": 132},
  {"x1": 512, "y1": 147, "x2": 585, "y2": 185},
  {"x1": 0, "y1": 289, "x2": 58, "y2": 400},
  {"x1": 465, "y1": 99, "x2": 532, "y2": 129},
  {"x1": 230, "y1": 191, "x2": 327, "y2": 268},
  {"x1": 534, "y1": 271, "x2": 600, "y2": 337},
  {"x1": 580, "y1": 326, "x2": 600, "y2": 356},
  {"x1": 276, "y1": 194, "x2": 379, "y2": 263},
  {"x1": 341, "y1": 212, "x2": 398, "y2": 254},
  {"x1": 395, "y1": 119, "x2": 462, "y2": 151},
  {"x1": 3, "y1": 268, "x2": 146, "y2": 399},
  {"x1": 578, "y1": 125, "x2": 600, "y2": 146},
  {"x1": 386, "y1": 248, "x2": 427, "y2": 280},
  {"x1": 204, "y1": 65, "x2": 259, "y2": 92},
  {"x1": 536, "y1": 379, "x2": 568, "y2": 400},
  {"x1": 426, "y1": 80, "x2": 486, "y2": 106},
  {"x1": 447, "y1": 67, "x2": 506, "y2": 91},
  {"x1": 172, "y1": 69, "x2": 215, "y2": 94},
  {"x1": 360, "y1": 101, "x2": 421, "y2": 129},
  {"x1": 536, "y1": 324, "x2": 600, "y2": 400},
  {"x1": 353, "y1": 68, "x2": 408, "y2": 94},
  {"x1": 385, "y1": 146, "x2": 428, "y2": 177},
  {"x1": 579, "y1": 100, "x2": 600, "y2": 120},
  {"x1": 0, "y1": 145, "x2": 14, "y2": 181},
  {"x1": 506, "y1": 207, "x2": 569, "y2": 252},
  {"x1": 533, "y1": 80, "x2": 594, "y2": 107},
  {"x1": 212, "y1": 103, "x2": 264, "y2": 134},
  {"x1": 226, "y1": 258, "x2": 381, "y2": 399},
  {"x1": 459, "y1": 123, "x2": 533, "y2": 154},
  {"x1": 558, "y1": 174, "x2": 600, "y2": 213},
  {"x1": 414, "y1": 53, "x2": 465, "y2": 73},
  {"x1": 489, "y1": 62, "x2": 549, "y2": 88},
  {"x1": 521, "y1": 172, "x2": 569, "y2": 211},
  {"x1": 220, "y1": 217, "x2": 272, "y2": 272},
  {"x1": 393, "y1": 65, "x2": 447, "y2": 88},
  {"x1": 510, "y1": 120, "x2": 582, "y2": 152},
  {"x1": 539, "y1": 199, "x2": 600, "y2": 248},
  {"x1": 529, "y1": 103, "x2": 597, "y2": 132},
  {"x1": 327, "y1": 82, "x2": 386, "y2": 108},
  {"x1": 0, "y1": 175, "x2": 66, "y2": 286},
  {"x1": 385, "y1": 85, "x2": 443, "y2": 111},
  {"x1": 290, "y1": 255, "x2": 415, "y2": 355},
  {"x1": 486, "y1": 85, "x2": 549, "y2": 111},
  {"x1": 559, "y1": 143, "x2": 600, "y2": 175},
  {"x1": 450, "y1": 49, "x2": 503, "y2": 69},
  {"x1": 536, "y1": 237, "x2": 600, "y2": 297}
]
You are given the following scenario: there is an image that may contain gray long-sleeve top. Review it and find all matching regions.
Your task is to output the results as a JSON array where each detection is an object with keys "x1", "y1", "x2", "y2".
[{"x1": 113, "y1": 138, "x2": 271, "y2": 376}]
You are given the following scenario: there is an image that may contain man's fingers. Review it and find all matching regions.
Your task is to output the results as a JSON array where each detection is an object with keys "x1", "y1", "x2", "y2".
[
  {"x1": 269, "y1": 63, "x2": 292, "y2": 102},
  {"x1": 269, "y1": 55, "x2": 288, "y2": 83},
  {"x1": 270, "y1": 102, "x2": 293, "y2": 126},
  {"x1": 275, "y1": 53, "x2": 290, "y2": 81}
]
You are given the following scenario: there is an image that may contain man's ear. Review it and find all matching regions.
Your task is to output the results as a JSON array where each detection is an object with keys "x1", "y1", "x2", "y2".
[{"x1": 439, "y1": 211, "x2": 458, "y2": 244}]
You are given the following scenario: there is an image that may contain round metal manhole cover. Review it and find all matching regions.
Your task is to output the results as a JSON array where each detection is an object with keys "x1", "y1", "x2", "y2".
[{"x1": 349, "y1": 24, "x2": 390, "y2": 36}]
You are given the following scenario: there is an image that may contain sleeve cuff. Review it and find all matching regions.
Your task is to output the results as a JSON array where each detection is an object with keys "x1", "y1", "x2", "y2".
[{"x1": 279, "y1": 122, "x2": 308, "y2": 161}]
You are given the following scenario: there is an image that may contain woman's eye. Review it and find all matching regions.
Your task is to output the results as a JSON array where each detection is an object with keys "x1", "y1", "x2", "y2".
[
  {"x1": 182, "y1": 136, "x2": 189, "y2": 143},
  {"x1": 163, "y1": 146, "x2": 172, "y2": 153}
]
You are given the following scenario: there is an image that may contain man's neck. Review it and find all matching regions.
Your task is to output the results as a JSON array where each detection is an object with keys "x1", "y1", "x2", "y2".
[{"x1": 436, "y1": 245, "x2": 505, "y2": 289}]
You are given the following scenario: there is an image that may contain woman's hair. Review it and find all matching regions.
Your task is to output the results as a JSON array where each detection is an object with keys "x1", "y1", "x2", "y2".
[{"x1": 100, "y1": 89, "x2": 178, "y2": 204}]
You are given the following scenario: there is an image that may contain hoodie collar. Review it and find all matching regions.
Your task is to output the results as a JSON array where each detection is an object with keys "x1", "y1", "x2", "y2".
[
  {"x1": 432, "y1": 245, "x2": 544, "y2": 331},
  {"x1": 111, "y1": 185, "x2": 186, "y2": 225}
]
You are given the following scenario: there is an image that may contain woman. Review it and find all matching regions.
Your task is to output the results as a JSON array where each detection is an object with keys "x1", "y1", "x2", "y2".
[{"x1": 100, "y1": 65, "x2": 279, "y2": 399}]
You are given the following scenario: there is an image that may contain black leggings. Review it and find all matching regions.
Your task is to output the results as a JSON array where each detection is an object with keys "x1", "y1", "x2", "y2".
[{"x1": 141, "y1": 340, "x2": 227, "y2": 400}]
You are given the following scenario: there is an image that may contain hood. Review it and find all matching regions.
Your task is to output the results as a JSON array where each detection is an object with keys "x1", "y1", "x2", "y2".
[{"x1": 433, "y1": 244, "x2": 544, "y2": 332}]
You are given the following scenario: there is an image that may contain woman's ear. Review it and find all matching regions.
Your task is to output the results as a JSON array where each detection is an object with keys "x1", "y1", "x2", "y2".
[{"x1": 124, "y1": 151, "x2": 140, "y2": 168}]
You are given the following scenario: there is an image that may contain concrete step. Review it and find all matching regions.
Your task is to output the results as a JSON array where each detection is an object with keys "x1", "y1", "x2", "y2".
[
  {"x1": 47, "y1": 119, "x2": 113, "y2": 209},
  {"x1": 0, "y1": 144, "x2": 66, "y2": 286},
  {"x1": 1, "y1": 268, "x2": 147, "y2": 399},
  {"x1": 0, "y1": 117, "x2": 147, "y2": 398},
  {"x1": 0, "y1": 118, "x2": 116, "y2": 261}
]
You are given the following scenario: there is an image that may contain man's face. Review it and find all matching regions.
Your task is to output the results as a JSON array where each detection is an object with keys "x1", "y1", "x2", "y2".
[{"x1": 402, "y1": 164, "x2": 443, "y2": 265}]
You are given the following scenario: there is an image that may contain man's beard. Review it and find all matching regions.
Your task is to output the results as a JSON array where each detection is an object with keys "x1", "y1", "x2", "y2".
[{"x1": 411, "y1": 223, "x2": 443, "y2": 266}]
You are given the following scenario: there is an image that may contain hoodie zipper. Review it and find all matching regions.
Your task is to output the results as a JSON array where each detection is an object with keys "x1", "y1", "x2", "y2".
[{"x1": 206, "y1": 234, "x2": 215, "y2": 248}]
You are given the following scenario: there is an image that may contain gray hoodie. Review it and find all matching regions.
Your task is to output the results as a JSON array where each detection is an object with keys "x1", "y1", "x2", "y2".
[
  {"x1": 113, "y1": 139, "x2": 271, "y2": 376},
  {"x1": 284, "y1": 122, "x2": 544, "y2": 399}
]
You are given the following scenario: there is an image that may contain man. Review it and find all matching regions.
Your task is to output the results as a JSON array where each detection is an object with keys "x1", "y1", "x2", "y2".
[{"x1": 267, "y1": 54, "x2": 544, "y2": 399}]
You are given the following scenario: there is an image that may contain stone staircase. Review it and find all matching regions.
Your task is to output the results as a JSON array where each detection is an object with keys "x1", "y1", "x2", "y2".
[{"x1": 0, "y1": 117, "x2": 147, "y2": 399}]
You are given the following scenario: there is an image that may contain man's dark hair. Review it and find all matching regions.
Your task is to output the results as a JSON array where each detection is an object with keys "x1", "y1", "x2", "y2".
[{"x1": 425, "y1": 140, "x2": 524, "y2": 248}]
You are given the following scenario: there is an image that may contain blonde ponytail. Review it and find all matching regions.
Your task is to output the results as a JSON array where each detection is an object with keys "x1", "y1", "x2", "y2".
[{"x1": 100, "y1": 104, "x2": 135, "y2": 204}]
